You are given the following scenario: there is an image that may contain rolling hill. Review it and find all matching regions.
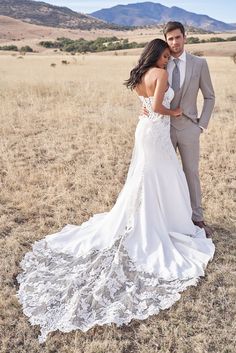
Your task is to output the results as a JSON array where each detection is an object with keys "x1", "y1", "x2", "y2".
[
  {"x1": 0, "y1": 0, "x2": 122, "y2": 30},
  {"x1": 91, "y1": 2, "x2": 236, "y2": 32}
]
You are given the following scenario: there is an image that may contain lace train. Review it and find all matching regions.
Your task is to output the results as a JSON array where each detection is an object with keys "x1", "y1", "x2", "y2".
[{"x1": 16, "y1": 219, "x2": 202, "y2": 343}]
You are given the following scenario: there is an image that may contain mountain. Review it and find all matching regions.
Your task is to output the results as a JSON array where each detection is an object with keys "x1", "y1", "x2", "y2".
[
  {"x1": 0, "y1": 0, "x2": 122, "y2": 30},
  {"x1": 91, "y1": 2, "x2": 236, "y2": 32}
]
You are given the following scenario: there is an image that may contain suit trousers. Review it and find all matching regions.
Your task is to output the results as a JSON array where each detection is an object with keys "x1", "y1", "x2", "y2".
[{"x1": 170, "y1": 119, "x2": 203, "y2": 222}]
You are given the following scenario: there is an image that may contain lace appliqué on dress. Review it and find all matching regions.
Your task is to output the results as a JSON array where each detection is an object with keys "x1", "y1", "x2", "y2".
[
  {"x1": 16, "y1": 230, "x2": 199, "y2": 343},
  {"x1": 139, "y1": 94, "x2": 176, "y2": 161}
]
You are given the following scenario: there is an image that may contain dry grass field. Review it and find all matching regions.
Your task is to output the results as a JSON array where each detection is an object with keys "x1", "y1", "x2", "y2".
[{"x1": 0, "y1": 53, "x2": 235, "y2": 353}]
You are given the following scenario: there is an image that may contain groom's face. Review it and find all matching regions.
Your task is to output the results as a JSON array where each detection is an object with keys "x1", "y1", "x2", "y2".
[{"x1": 165, "y1": 29, "x2": 186, "y2": 57}]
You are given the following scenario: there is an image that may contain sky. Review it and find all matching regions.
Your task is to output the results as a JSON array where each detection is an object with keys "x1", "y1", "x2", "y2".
[{"x1": 41, "y1": 1, "x2": 236, "y2": 23}]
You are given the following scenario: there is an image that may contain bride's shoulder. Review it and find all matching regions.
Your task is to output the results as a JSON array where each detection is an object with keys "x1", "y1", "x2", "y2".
[{"x1": 146, "y1": 68, "x2": 168, "y2": 80}]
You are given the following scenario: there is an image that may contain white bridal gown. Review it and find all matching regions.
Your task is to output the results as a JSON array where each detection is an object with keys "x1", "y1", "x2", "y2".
[{"x1": 17, "y1": 87, "x2": 215, "y2": 342}]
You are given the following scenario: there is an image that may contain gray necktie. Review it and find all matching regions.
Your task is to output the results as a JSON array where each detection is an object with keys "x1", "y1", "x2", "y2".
[{"x1": 172, "y1": 58, "x2": 180, "y2": 91}]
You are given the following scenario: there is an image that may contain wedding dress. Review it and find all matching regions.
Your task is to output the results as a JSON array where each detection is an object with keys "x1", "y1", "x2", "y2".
[{"x1": 16, "y1": 86, "x2": 215, "y2": 342}]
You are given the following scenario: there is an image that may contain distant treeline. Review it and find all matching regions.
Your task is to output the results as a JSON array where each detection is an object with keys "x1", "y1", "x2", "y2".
[
  {"x1": 187, "y1": 36, "x2": 236, "y2": 44},
  {"x1": 39, "y1": 36, "x2": 236, "y2": 53},
  {"x1": 39, "y1": 37, "x2": 147, "y2": 53},
  {"x1": 0, "y1": 45, "x2": 33, "y2": 52},
  {"x1": 1, "y1": 36, "x2": 236, "y2": 53}
]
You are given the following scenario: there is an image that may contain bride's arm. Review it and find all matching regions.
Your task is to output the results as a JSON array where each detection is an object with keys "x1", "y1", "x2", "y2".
[{"x1": 152, "y1": 70, "x2": 182, "y2": 117}]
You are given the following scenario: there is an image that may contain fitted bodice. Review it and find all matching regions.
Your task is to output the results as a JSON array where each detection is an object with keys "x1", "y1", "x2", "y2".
[{"x1": 138, "y1": 86, "x2": 174, "y2": 122}]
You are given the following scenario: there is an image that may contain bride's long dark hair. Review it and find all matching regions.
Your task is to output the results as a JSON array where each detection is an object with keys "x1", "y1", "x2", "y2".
[{"x1": 124, "y1": 39, "x2": 169, "y2": 90}]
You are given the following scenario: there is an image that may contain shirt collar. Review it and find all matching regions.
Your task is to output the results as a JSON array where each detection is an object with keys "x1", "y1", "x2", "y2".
[{"x1": 170, "y1": 50, "x2": 186, "y2": 62}]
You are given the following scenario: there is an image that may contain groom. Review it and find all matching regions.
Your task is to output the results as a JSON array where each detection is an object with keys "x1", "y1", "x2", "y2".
[{"x1": 145, "y1": 21, "x2": 215, "y2": 236}]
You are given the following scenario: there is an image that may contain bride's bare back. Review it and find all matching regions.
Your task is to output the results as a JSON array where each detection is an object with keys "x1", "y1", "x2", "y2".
[
  {"x1": 135, "y1": 68, "x2": 182, "y2": 117},
  {"x1": 134, "y1": 67, "x2": 168, "y2": 98}
]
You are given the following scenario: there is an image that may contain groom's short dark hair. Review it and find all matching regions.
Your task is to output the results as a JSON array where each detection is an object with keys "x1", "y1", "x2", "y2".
[{"x1": 163, "y1": 21, "x2": 185, "y2": 38}]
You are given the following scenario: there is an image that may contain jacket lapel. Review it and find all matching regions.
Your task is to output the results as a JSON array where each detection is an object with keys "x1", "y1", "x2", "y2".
[{"x1": 181, "y1": 53, "x2": 194, "y2": 99}]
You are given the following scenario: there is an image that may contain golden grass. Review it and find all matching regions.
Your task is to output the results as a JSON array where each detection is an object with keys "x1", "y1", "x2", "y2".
[{"x1": 0, "y1": 54, "x2": 235, "y2": 353}]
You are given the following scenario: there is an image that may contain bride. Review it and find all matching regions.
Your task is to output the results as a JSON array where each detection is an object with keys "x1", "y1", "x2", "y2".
[{"x1": 16, "y1": 39, "x2": 215, "y2": 343}]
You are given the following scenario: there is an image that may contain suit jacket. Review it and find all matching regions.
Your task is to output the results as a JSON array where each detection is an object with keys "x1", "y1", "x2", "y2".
[{"x1": 171, "y1": 52, "x2": 215, "y2": 129}]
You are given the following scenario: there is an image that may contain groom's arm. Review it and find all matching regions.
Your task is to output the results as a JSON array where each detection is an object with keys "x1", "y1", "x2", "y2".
[{"x1": 198, "y1": 59, "x2": 215, "y2": 129}]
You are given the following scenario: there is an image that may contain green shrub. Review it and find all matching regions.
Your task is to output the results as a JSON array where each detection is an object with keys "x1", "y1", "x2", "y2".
[
  {"x1": 20, "y1": 46, "x2": 33, "y2": 52},
  {"x1": 38, "y1": 37, "x2": 146, "y2": 53},
  {"x1": 187, "y1": 37, "x2": 200, "y2": 44},
  {"x1": 208, "y1": 37, "x2": 225, "y2": 42},
  {"x1": 0, "y1": 45, "x2": 18, "y2": 51},
  {"x1": 226, "y1": 36, "x2": 236, "y2": 41}
]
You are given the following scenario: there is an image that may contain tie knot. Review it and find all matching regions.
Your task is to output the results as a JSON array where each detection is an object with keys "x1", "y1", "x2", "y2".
[{"x1": 173, "y1": 58, "x2": 179, "y2": 66}]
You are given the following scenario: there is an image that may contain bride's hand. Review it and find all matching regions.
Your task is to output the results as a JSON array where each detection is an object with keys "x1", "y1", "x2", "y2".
[
  {"x1": 171, "y1": 108, "x2": 183, "y2": 117},
  {"x1": 140, "y1": 105, "x2": 149, "y2": 117}
]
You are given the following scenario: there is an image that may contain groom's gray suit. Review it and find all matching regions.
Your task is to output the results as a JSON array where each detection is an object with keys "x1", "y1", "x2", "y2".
[{"x1": 169, "y1": 52, "x2": 215, "y2": 222}]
